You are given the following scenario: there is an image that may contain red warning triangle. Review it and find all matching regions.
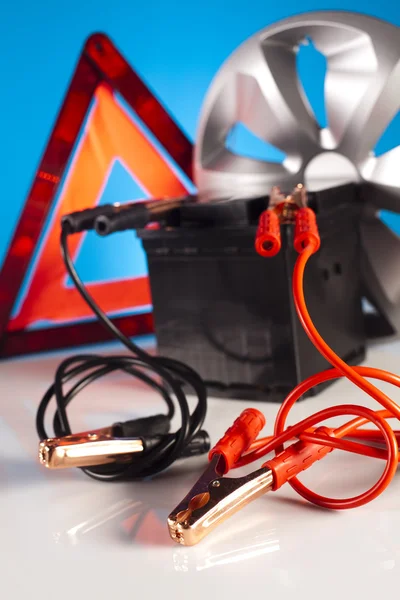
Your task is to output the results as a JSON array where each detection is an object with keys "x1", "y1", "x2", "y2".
[
  {"x1": 9, "y1": 84, "x2": 189, "y2": 331},
  {"x1": 68, "y1": 159, "x2": 150, "y2": 286},
  {"x1": 0, "y1": 34, "x2": 194, "y2": 358}
]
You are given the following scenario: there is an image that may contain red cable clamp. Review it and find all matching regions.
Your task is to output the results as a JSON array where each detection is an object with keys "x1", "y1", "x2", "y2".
[{"x1": 167, "y1": 409, "x2": 335, "y2": 545}]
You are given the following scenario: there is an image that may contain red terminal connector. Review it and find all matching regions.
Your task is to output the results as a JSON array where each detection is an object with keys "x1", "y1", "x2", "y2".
[
  {"x1": 255, "y1": 185, "x2": 319, "y2": 257},
  {"x1": 293, "y1": 207, "x2": 320, "y2": 253},
  {"x1": 255, "y1": 210, "x2": 281, "y2": 257},
  {"x1": 209, "y1": 408, "x2": 266, "y2": 474}
]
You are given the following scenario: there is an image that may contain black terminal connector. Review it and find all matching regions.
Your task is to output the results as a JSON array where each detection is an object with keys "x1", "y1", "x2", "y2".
[
  {"x1": 61, "y1": 196, "x2": 195, "y2": 235},
  {"x1": 94, "y1": 196, "x2": 195, "y2": 236},
  {"x1": 95, "y1": 202, "x2": 150, "y2": 235},
  {"x1": 61, "y1": 204, "x2": 117, "y2": 234}
]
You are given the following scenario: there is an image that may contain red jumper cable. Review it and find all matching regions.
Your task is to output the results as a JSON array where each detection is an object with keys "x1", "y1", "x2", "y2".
[{"x1": 168, "y1": 184, "x2": 400, "y2": 546}]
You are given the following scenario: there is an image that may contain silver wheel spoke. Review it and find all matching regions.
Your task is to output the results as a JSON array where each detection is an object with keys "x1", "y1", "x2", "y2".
[
  {"x1": 340, "y1": 62, "x2": 400, "y2": 163},
  {"x1": 253, "y1": 41, "x2": 320, "y2": 156},
  {"x1": 197, "y1": 151, "x2": 296, "y2": 199},
  {"x1": 195, "y1": 12, "x2": 400, "y2": 204},
  {"x1": 323, "y1": 33, "x2": 377, "y2": 154},
  {"x1": 363, "y1": 145, "x2": 400, "y2": 188}
]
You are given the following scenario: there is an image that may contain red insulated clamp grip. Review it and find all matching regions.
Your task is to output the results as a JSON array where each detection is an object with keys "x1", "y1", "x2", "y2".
[
  {"x1": 209, "y1": 409, "x2": 266, "y2": 474},
  {"x1": 255, "y1": 210, "x2": 281, "y2": 257},
  {"x1": 264, "y1": 427, "x2": 334, "y2": 490},
  {"x1": 293, "y1": 207, "x2": 320, "y2": 253}
]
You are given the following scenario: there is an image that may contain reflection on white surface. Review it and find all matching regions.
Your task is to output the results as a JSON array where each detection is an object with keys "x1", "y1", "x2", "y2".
[
  {"x1": 2, "y1": 346, "x2": 400, "y2": 598},
  {"x1": 173, "y1": 529, "x2": 280, "y2": 572},
  {"x1": 62, "y1": 499, "x2": 142, "y2": 545},
  {"x1": 194, "y1": 538, "x2": 280, "y2": 570},
  {"x1": 59, "y1": 497, "x2": 171, "y2": 547}
]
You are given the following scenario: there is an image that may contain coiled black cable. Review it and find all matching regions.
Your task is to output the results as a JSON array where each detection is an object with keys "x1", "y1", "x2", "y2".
[{"x1": 36, "y1": 225, "x2": 209, "y2": 481}]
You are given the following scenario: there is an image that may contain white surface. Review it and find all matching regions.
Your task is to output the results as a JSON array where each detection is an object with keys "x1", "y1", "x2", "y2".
[{"x1": 2, "y1": 340, "x2": 400, "y2": 599}]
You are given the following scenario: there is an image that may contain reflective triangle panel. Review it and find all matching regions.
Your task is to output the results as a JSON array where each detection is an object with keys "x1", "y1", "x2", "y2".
[
  {"x1": 0, "y1": 33, "x2": 194, "y2": 356},
  {"x1": 8, "y1": 85, "x2": 190, "y2": 331}
]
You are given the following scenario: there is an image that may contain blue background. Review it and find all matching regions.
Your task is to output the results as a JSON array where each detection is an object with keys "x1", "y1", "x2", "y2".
[{"x1": 1, "y1": 0, "x2": 400, "y2": 313}]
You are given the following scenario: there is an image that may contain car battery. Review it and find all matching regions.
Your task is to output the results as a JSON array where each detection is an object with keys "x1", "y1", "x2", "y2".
[{"x1": 137, "y1": 183, "x2": 366, "y2": 402}]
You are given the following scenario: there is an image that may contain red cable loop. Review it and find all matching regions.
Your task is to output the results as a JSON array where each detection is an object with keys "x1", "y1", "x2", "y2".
[{"x1": 235, "y1": 238, "x2": 400, "y2": 510}]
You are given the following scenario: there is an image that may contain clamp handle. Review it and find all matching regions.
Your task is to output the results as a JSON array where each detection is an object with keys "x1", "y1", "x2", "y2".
[{"x1": 209, "y1": 408, "x2": 266, "y2": 473}]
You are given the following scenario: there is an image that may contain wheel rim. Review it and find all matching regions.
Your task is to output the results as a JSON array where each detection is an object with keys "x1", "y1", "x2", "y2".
[{"x1": 194, "y1": 11, "x2": 400, "y2": 209}]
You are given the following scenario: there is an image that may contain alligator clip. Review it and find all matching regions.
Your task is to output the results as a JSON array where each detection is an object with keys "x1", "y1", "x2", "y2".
[
  {"x1": 168, "y1": 409, "x2": 334, "y2": 545},
  {"x1": 167, "y1": 453, "x2": 274, "y2": 546},
  {"x1": 39, "y1": 415, "x2": 211, "y2": 470},
  {"x1": 168, "y1": 408, "x2": 273, "y2": 546},
  {"x1": 39, "y1": 427, "x2": 144, "y2": 469},
  {"x1": 269, "y1": 183, "x2": 308, "y2": 224}
]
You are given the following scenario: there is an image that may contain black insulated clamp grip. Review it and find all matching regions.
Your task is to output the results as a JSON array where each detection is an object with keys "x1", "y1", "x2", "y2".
[
  {"x1": 180, "y1": 430, "x2": 211, "y2": 458},
  {"x1": 141, "y1": 430, "x2": 211, "y2": 459},
  {"x1": 113, "y1": 414, "x2": 171, "y2": 438},
  {"x1": 95, "y1": 203, "x2": 149, "y2": 236},
  {"x1": 61, "y1": 204, "x2": 116, "y2": 233}
]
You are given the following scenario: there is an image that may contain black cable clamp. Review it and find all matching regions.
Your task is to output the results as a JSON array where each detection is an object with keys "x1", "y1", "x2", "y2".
[{"x1": 36, "y1": 199, "x2": 209, "y2": 482}]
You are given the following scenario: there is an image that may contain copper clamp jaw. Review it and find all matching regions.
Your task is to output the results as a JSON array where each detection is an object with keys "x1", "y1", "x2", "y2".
[
  {"x1": 168, "y1": 454, "x2": 274, "y2": 546},
  {"x1": 167, "y1": 408, "x2": 334, "y2": 546},
  {"x1": 269, "y1": 183, "x2": 308, "y2": 224},
  {"x1": 39, "y1": 420, "x2": 211, "y2": 471},
  {"x1": 168, "y1": 455, "x2": 273, "y2": 546},
  {"x1": 39, "y1": 427, "x2": 144, "y2": 469},
  {"x1": 168, "y1": 407, "x2": 274, "y2": 547}
]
